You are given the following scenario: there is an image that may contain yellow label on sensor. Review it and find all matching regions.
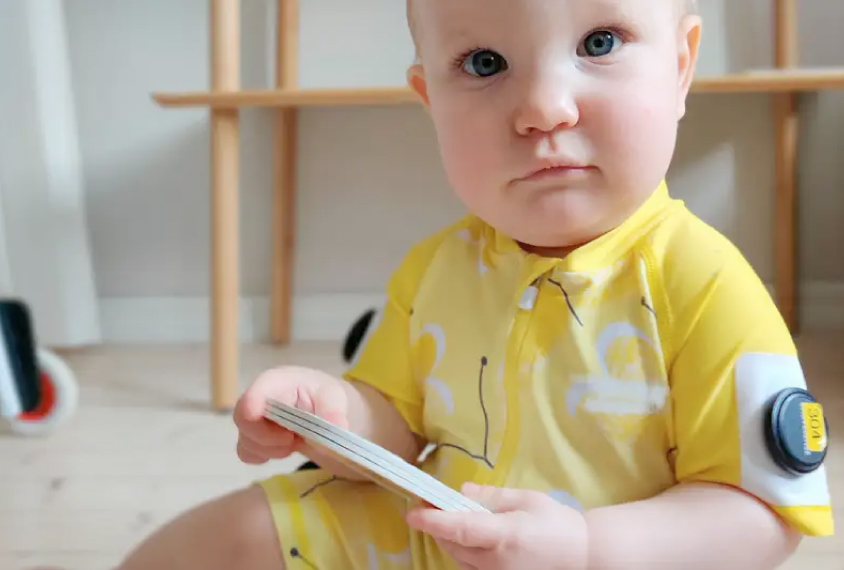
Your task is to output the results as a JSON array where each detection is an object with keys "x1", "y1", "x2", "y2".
[{"x1": 801, "y1": 402, "x2": 826, "y2": 453}]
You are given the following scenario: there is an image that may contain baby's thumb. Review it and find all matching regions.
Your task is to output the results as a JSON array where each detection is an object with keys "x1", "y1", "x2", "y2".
[
  {"x1": 313, "y1": 379, "x2": 349, "y2": 429},
  {"x1": 237, "y1": 370, "x2": 298, "y2": 422}
]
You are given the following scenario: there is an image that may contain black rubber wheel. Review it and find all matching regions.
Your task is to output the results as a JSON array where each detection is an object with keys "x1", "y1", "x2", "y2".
[
  {"x1": 341, "y1": 308, "x2": 377, "y2": 363},
  {"x1": 0, "y1": 299, "x2": 41, "y2": 412}
]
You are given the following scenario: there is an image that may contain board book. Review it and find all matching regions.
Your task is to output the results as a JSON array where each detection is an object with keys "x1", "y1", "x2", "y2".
[{"x1": 264, "y1": 399, "x2": 490, "y2": 513}]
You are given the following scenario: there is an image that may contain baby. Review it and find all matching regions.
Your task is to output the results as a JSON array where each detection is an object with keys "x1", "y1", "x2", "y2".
[{"x1": 114, "y1": 0, "x2": 834, "y2": 568}]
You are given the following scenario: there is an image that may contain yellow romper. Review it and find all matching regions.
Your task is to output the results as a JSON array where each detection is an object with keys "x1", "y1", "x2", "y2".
[{"x1": 259, "y1": 182, "x2": 834, "y2": 569}]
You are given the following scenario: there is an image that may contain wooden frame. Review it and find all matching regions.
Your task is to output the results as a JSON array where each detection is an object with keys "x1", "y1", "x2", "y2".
[{"x1": 155, "y1": 0, "x2": 843, "y2": 410}]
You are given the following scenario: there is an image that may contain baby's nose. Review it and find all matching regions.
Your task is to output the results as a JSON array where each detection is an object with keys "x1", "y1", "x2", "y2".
[{"x1": 514, "y1": 79, "x2": 580, "y2": 136}]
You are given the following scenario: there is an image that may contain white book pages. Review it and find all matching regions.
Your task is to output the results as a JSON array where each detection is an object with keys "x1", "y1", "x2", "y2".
[{"x1": 264, "y1": 400, "x2": 490, "y2": 513}]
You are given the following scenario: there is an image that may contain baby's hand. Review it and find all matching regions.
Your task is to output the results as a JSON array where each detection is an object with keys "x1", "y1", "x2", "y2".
[
  {"x1": 407, "y1": 483, "x2": 588, "y2": 570},
  {"x1": 233, "y1": 366, "x2": 349, "y2": 464}
]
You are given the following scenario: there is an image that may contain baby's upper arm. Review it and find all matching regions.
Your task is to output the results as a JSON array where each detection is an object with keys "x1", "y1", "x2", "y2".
[{"x1": 653, "y1": 220, "x2": 833, "y2": 537}]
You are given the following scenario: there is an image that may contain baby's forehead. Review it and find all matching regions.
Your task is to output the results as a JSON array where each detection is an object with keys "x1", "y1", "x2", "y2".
[
  {"x1": 408, "y1": 0, "x2": 691, "y2": 54},
  {"x1": 409, "y1": 0, "x2": 692, "y2": 27}
]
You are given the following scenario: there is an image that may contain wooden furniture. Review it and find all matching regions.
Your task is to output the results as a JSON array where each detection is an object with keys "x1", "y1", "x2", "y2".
[{"x1": 152, "y1": 0, "x2": 844, "y2": 411}]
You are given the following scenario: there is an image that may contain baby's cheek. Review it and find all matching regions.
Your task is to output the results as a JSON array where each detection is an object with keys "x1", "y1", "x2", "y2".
[
  {"x1": 596, "y1": 91, "x2": 679, "y2": 174},
  {"x1": 603, "y1": 91, "x2": 665, "y2": 135},
  {"x1": 437, "y1": 123, "x2": 498, "y2": 192}
]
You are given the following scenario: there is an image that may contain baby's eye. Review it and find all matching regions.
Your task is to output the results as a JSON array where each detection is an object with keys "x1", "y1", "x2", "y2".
[
  {"x1": 578, "y1": 30, "x2": 622, "y2": 58},
  {"x1": 462, "y1": 49, "x2": 508, "y2": 77}
]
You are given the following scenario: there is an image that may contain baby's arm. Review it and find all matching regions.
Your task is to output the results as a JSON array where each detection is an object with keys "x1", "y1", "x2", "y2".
[
  {"x1": 591, "y1": 229, "x2": 834, "y2": 568},
  {"x1": 584, "y1": 482, "x2": 801, "y2": 569}
]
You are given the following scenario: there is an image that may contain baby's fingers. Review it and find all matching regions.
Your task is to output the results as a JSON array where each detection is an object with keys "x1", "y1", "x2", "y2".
[
  {"x1": 235, "y1": 367, "x2": 304, "y2": 423},
  {"x1": 238, "y1": 419, "x2": 296, "y2": 448},
  {"x1": 236, "y1": 439, "x2": 269, "y2": 464},
  {"x1": 237, "y1": 434, "x2": 299, "y2": 464}
]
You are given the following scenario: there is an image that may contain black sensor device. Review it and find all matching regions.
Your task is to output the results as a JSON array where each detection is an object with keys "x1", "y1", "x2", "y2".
[
  {"x1": 764, "y1": 387, "x2": 828, "y2": 476},
  {"x1": 0, "y1": 299, "x2": 41, "y2": 413}
]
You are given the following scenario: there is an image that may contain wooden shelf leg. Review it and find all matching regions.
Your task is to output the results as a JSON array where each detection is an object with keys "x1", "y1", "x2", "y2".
[
  {"x1": 773, "y1": 0, "x2": 799, "y2": 333},
  {"x1": 270, "y1": 0, "x2": 299, "y2": 344},
  {"x1": 774, "y1": 93, "x2": 798, "y2": 332},
  {"x1": 210, "y1": 0, "x2": 241, "y2": 411},
  {"x1": 271, "y1": 109, "x2": 297, "y2": 344}
]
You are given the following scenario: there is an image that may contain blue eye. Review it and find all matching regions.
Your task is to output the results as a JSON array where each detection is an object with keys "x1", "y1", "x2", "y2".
[
  {"x1": 463, "y1": 49, "x2": 508, "y2": 77},
  {"x1": 579, "y1": 30, "x2": 622, "y2": 57}
]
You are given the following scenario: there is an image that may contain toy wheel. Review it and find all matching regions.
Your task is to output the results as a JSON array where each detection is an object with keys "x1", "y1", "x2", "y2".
[
  {"x1": 342, "y1": 308, "x2": 378, "y2": 363},
  {"x1": 8, "y1": 348, "x2": 78, "y2": 436}
]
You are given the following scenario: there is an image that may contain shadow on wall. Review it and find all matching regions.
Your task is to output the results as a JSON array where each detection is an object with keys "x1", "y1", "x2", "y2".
[
  {"x1": 670, "y1": 93, "x2": 776, "y2": 283},
  {"x1": 668, "y1": 0, "x2": 775, "y2": 283},
  {"x1": 793, "y1": 0, "x2": 844, "y2": 284},
  {"x1": 669, "y1": 0, "x2": 844, "y2": 285},
  {"x1": 722, "y1": 0, "x2": 774, "y2": 72},
  {"x1": 84, "y1": 107, "x2": 286, "y2": 299}
]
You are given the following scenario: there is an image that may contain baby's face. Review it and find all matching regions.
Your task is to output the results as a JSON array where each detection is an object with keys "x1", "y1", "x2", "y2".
[{"x1": 408, "y1": 0, "x2": 701, "y2": 254}]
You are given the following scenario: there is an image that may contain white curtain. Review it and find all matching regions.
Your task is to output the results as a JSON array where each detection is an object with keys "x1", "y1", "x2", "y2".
[{"x1": 0, "y1": 1, "x2": 101, "y2": 348}]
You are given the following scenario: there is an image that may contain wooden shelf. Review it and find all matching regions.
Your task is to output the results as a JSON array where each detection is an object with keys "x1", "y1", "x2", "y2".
[
  {"x1": 152, "y1": 68, "x2": 844, "y2": 109},
  {"x1": 153, "y1": 86, "x2": 418, "y2": 109},
  {"x1": 692, "y1": 67, "x2": 844, "y2": 93}
]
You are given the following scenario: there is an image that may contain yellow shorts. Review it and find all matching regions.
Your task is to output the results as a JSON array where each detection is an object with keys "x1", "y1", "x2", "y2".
[{"x1": 259, "y1": 469, "x2": 449, "y2": 570}]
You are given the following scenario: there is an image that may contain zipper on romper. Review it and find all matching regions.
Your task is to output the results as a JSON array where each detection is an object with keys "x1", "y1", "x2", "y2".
[{"x1": 482, "y1": 268, "x2": 550, "y2": 487}]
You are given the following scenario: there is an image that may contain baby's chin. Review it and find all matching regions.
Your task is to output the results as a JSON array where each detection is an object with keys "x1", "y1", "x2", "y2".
[
  {"x1": 511, "y1": 207, "x2": 621, "y2": 249},
  {"x1": 515, "y1": 231, "x2": 605, "y2": 258},
  {"x1": 515, "y1": 188, "x2": 655, "y2": 245}
]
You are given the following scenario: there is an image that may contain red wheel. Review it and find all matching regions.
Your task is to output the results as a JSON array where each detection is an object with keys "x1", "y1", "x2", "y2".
[
  {"x1": 18, "y1": 371, "x2": 58, "y2": 421},
  {"x1": 9, "y1": 348, "x2": 78, "y2": 436}
]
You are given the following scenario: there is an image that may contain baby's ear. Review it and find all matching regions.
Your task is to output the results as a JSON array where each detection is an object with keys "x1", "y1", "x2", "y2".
[
  {"x1": 676, "y1": 14, "x2": 702, "y2": 119},
  {"x1": 407, "y1": 62, "x2": 430, "y2": 108}
]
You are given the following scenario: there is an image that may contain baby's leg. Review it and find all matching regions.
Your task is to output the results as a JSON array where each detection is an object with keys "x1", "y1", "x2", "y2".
[
  {"x1": 117, "y1": 484, "x2": 283, "y2": 570},
  {"x1": 114, "y1": 468, "x2": 417, "y2": 570}
]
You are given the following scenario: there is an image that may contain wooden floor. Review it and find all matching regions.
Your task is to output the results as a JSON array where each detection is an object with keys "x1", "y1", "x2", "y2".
[{"x1": 1, "y1": 336, "x2": 842, "y2": 569}]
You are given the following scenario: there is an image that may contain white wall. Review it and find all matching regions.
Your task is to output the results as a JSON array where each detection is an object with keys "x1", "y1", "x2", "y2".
[
  {"x1": 60, "y1": 0, "x2": 844, "y2": 341},
  {"x1": 0, "y1": 1, "x2": 101, "y2": 348}
]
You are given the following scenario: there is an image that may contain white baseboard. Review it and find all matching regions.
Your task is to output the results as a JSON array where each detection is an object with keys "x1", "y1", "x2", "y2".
[
  {"x1": 98, "y1": 293, "x2": 385, "y2": 343},
  {"x1": 795, "y1": 281, "x2": 844, "y2": 331},
  {"x1": 97, "y1": 281, "x2": 844, "y2": 344}
]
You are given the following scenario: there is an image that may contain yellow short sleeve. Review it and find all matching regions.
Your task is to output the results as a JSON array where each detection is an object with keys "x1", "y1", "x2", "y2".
[
  {"x1": 658, "y1": 225, "x2": 834, "y2": 537},
  {"x1": 343, "y1": 227, "x2": 454, "y2": 437}
]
